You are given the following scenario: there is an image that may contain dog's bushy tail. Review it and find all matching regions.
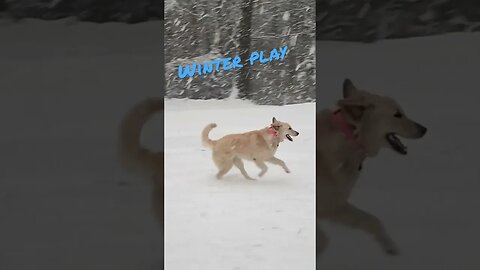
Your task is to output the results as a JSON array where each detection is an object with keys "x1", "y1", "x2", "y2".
[
  {"x1": 202, "y1": 123, "x2": 217, "y2": 149},
  {"x1": 118, "y1": 97, "x2": 163, "y2": 175}
]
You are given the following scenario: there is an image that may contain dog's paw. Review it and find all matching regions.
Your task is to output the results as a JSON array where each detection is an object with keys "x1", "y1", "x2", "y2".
[
  {"x1": 258, "y1": 171, "x2": 266, "y2": 177},
  {"x1": 284, "y1": 168, "x2": 291, "y2": 173}
]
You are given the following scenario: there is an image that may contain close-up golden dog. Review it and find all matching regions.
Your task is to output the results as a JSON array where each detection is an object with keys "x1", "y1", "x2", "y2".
[{"x1": 316, "y1": 79, "x2": 427, "y2": 256}]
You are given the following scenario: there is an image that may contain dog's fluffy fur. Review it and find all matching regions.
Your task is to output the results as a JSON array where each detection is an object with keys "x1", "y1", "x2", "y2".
[
  {"x1": 202, "y1": 118, "x2": 299, "y2": 180},
  {"x1": 316, "y1": 79, "x2": 427, "y2": 256},
  {"x1": 118, "y1": 97, "x2": 164, "y2": 225}
]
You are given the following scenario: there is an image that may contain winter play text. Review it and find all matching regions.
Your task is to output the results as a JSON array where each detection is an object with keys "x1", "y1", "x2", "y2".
[{"x1": 177, "y1": 46, "x2": 288, "y2": 79}]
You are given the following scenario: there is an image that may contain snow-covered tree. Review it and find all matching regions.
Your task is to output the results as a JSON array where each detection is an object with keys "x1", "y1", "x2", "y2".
[{"x1": 165, "y1": 0, "x2": 316, "y2": 105}]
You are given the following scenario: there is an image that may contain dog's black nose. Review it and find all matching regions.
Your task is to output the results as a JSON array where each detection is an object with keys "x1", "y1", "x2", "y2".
[{"x1": 416, "y1": 123, "x2": 427, "y2": 136}]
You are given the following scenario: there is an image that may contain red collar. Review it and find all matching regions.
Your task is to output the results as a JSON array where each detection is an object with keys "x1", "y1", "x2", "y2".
[
  {"x1": 267, "y1": 126, "x2": 278, "y2": 137},
  {"x1": 330, "y1": 109, "x2": 364, "y2": 150}
]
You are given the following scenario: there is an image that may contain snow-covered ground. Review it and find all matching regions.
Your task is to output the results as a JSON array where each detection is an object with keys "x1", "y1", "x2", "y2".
[
  {"x1": 0, "y1": 19, "x2": 164, "y2": 269},
  {"x1": 316, "y1": 33, "x2": 480, "y2": 269},
  {"x1": 164, "y1": 99, "x2": 316, "y2": 270}
]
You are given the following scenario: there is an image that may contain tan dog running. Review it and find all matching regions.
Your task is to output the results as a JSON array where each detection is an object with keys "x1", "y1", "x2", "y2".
[
  {"x1": 118, "y1": 97, "x2": 164, "y2": 226},
  {"x1": 202, "y1": 118, "x2": 299, "y2": 180},
  {"x1": 316, "y1": 79, "x2": 427, "y2": 256}
]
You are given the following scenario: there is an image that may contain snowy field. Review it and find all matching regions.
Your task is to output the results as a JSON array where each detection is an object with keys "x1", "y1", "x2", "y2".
[
  {"x1": 316, "y1": 33, "x2": 480, "y2": 269},
  {"x1": 164, "y1": 99, "x2": 316, "y2": 270},
  {"x1": 0, "y1": 19, "x2": 163, "y2": 269}
]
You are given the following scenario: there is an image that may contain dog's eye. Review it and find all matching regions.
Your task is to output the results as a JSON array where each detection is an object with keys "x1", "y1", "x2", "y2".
[
  {"x1": 394, "y1": 112, "x2": 403, "y2": 118},
  {"x1": 289, "y1": 127, "x2": 292, "y2": 130}
]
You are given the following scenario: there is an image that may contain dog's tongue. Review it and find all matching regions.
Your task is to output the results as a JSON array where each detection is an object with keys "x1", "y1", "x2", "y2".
[{"x1": 386, "y1": 133, "x2": 407, "y2": 154}]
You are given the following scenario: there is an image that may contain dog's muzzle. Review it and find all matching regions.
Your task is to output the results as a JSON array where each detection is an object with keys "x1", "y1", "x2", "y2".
[{"x1": 286, "y1": 131, "x2": 299, "y2": 141}]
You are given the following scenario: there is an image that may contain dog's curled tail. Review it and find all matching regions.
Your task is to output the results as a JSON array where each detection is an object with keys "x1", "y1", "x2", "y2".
[
  {"x1": 118, "y1": 97, "x2": 163, "y2": 175},
  {"x1": 202, "y1": 123, "x2": 217, "y2": 149}
]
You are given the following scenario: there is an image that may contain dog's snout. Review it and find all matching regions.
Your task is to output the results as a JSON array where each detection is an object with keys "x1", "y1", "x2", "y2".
[
  {"x1": 296, "y1": 131, "x2": 299, "y2": 136},
  {"x1": 416, "y1": 123, "x2": 427, "y2": 137}
]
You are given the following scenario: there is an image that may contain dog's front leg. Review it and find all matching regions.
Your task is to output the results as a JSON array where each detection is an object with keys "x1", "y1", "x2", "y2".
[
  {"x1": 267, "y1": 156, "x2": 290, "y2": 173},
  {"x1": 329, "y1": 203, "x2": 399, "y2": 255}
]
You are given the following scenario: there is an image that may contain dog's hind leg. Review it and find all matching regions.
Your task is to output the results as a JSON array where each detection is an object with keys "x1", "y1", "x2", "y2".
[
  {"x1": 267, "y1": 156, "x2": 290, "y2": 173},
  {"x1": 233, "y1": 157, "x2": 255, "y2": 180},
  {"x1": 212, "y1": 152, "x2": 233, "y2": 179},
  {"x1": 329, "y1": 203, "x2": 399, "y2": 255},
  {"x1": 216, "y1": 161, "x2": 233, "y2": 179},
  {"x1": 254, "y1": 159, "x2": 268, "y2": 177}
]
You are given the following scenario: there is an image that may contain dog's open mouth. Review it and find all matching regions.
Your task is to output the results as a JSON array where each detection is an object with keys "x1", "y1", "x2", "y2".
[
  {"x1": 286, "y1": 134, "x2": 293, "y2": 141},
  {"x1": 386, "y1": 133, "x2": 407, "y2": 155}
]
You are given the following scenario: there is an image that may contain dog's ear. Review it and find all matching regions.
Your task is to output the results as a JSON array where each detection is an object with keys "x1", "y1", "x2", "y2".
[
  {"x1": 338, "y1": 96, "x2": 371, "y2": 121},
  {"x1": 343, "y1": 79, "x2": 357, "y2": 98},
  {"x1": 338, "y1": 95, "x2": 368, "y2": 107},
  {"x1": 272, "y1": 117, "x2": 277, "y2": 124}
]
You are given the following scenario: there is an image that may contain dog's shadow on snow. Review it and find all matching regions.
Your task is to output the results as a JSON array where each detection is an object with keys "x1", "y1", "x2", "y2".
[{"x1": 207, "y1": 174, "x2": 294, "y2": 189}]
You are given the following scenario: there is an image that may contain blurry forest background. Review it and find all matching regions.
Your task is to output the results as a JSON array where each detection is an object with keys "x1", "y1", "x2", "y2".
[
  {"x1": 165, "y1": 0, "x2": 316, "y2": 105},
  {"x1": 316, "y1": 0, "x2": 480, "y2": 42},
  {"x1": 0, "y1": 0, "x2": 163, "y2": 23},
  {"x1": 2, "y1": 0, "x2": 478, "y2": 104}
]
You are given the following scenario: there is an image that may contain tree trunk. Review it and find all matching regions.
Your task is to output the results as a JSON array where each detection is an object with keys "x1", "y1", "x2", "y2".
[
  {"x1": 237, "y1": 0, "x2": 253, "y2": 100},
  {"x1": 190, "y1": 0, "x2": 200, "y2": 53},
  {"x1": 211, "y1": 0, "x2": 224, "y2": 51}
]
